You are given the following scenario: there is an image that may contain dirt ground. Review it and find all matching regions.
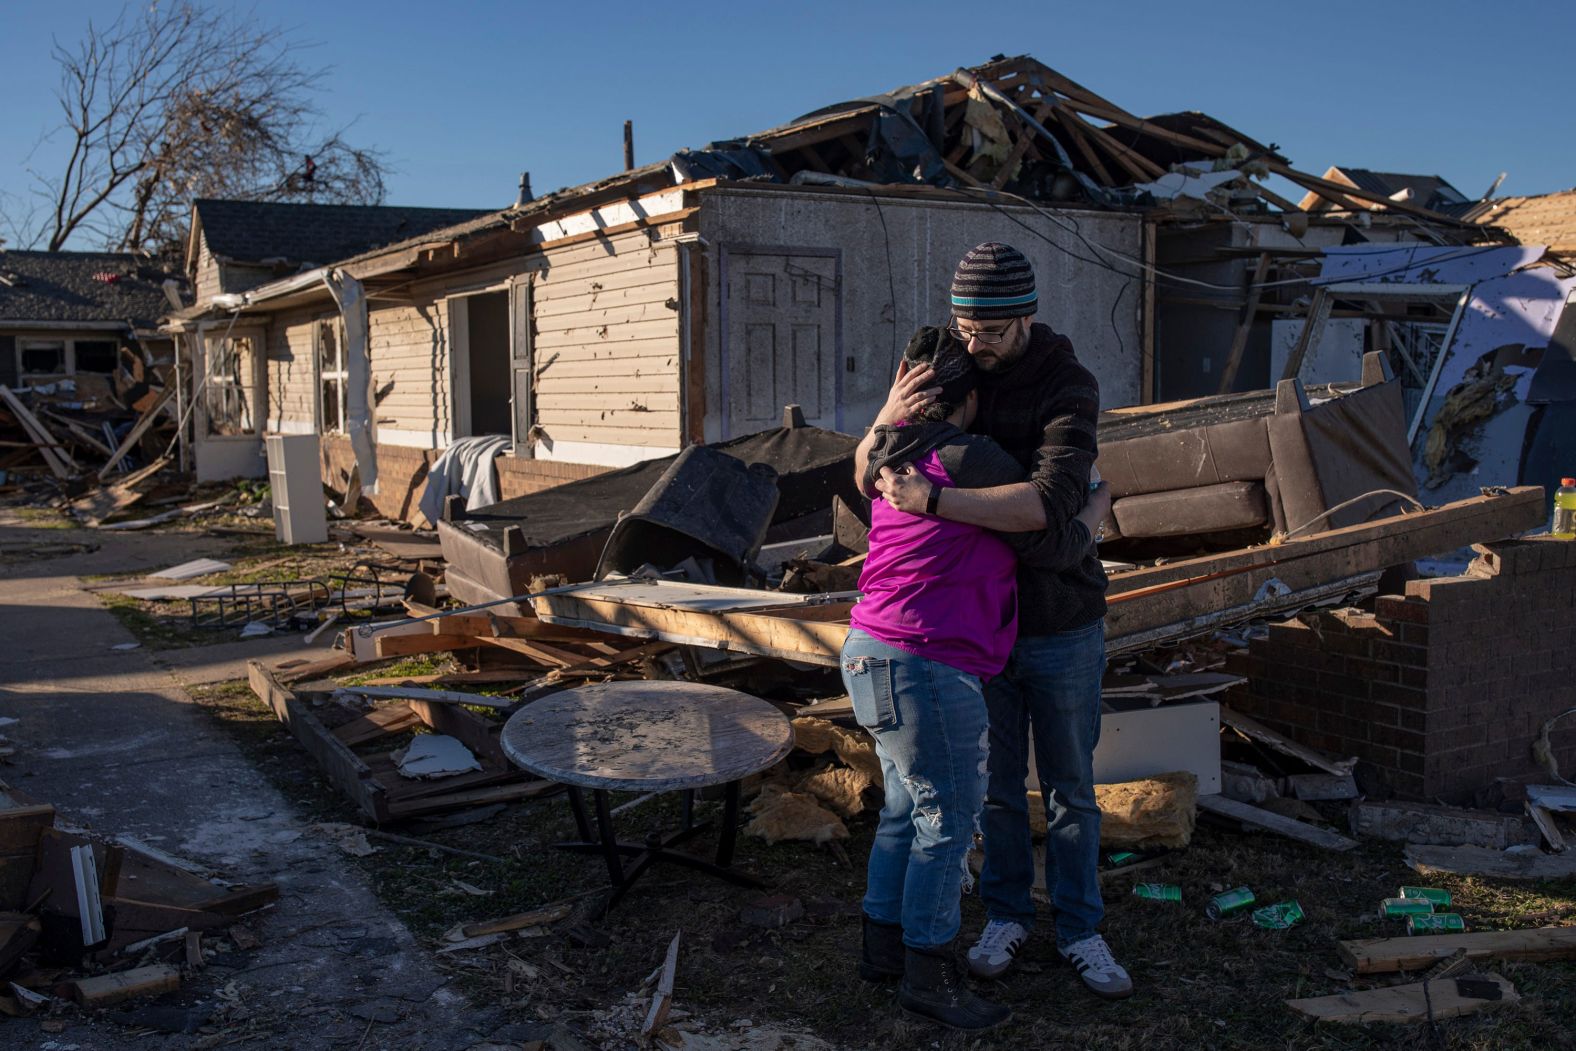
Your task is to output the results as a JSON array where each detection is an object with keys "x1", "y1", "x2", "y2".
[{"x1": 189, "y1": 671, "x2": 1576, "y2": 1051}]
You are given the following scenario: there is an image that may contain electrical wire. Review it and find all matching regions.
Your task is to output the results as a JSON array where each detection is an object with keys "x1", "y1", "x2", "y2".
[{"x1": 863, "y1": 187, "x2": 901, "y2": 374}]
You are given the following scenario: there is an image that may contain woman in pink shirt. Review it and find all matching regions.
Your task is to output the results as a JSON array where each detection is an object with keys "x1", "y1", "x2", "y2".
[{"x1": 844, "y1": 327, "x2": 1108, "y2": 1031}]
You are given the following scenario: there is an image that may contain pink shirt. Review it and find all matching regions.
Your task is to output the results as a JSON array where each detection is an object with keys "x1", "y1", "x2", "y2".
[{"x1": 850, "y1": 450, "x2": 1019, "y2": 678}]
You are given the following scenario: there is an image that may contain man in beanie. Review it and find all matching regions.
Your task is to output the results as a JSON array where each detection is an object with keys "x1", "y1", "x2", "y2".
[{"x1": 854, "y1": 241, "x2": 1130, "y2": 1001}]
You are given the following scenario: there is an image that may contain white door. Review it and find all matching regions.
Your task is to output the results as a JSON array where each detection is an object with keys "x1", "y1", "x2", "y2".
[
  {"x1": 194, "y1": 327, "x2": 267, "y2": 481},
  {"x1": 720, "y1": 248, "x2": 841, "y2": 437}
]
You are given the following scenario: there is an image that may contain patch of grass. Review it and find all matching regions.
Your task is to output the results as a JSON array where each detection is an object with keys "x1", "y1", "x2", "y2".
[
  {"x1": 338, "y1": 654, "x2": 447, "y2": 685},
  {"x1": 10, "y1": 506, "x2": 74, "y2": 529},
  {"x1": 99, "y1": 590, "x2": 210, "y2": 649}
]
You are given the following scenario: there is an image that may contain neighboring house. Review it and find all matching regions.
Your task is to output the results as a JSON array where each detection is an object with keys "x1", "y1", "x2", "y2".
[
  {"x1": 0, "y1": 250, "x2": 180, "y2": 396},
  {"x1": 1463, "y1": 188, "x2": 1576, "y2": 262},
  {"x1": 1298, "y1": 167, "x2": 1473, "y2": 215},
  {"x1": 166, "y1": 56, "x2": 1471, "y2": 522},
  {"x1": 174, "y1": 200, "x2": 489, "y2": 481}
]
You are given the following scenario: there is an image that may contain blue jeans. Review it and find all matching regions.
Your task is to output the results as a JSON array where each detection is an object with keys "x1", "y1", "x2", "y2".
[
  {"x1": 979, "y1": 620, "x2": 1106, "y2": 949},
  {"x1": 840, "y1": 630, "x2": 990, "y2": 950}
]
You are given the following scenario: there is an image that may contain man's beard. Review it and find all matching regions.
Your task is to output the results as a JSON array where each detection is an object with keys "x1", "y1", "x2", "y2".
[{"x1": 973, "y1": 332, "x2": 1027, "y2": 373}]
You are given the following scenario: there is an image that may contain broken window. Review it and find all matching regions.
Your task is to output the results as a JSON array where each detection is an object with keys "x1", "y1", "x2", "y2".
[
  {"x1": 74, "y1": 340, "x2": 118, "y2": 373},
  {"x1": 19, "y1": 340, "x2": 66, "y2": 377},
  {"x1": 203, "y1": 333, "x2": 259, "y2": 437},
  {"x1": 316, "y1": 317, "x2": 347, "y2": 434}
]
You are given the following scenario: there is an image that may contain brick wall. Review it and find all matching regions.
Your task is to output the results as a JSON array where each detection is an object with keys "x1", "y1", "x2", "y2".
[
  {"x1": 1227, "y1": 536, "x2": 1576, "y2": 802},
  {"x1": 317, "y1": 436, "x2": 607, "y2": 525}
]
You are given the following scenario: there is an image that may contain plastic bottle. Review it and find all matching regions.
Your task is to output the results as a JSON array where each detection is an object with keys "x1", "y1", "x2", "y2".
[{"x1": 1553, "y1": 477, "x2": 1576, "y2": 539}]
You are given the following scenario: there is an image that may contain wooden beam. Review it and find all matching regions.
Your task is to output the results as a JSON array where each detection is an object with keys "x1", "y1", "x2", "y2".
[
  {"x1": 1339, "y1": 928, "x2": 1576, "y2": 975},
  {"x1": 1287, "y1": 974, "x2": 1515, "y2": 1024},
  {"x1": 338, "y1": 685, "x2": 516, "y2": 710},
  {"x1": 374, "y1": 632, "x2": 482, "y2": 659},
  {"x1": 1051, "y1": 106, "x2": 1116, "y2": 187},
  {"x1": 683, "y1": 240, "x2": 708, "y2": 445},
  {"x1": 479, "y1": 637, "x2": 585, "y2": 667},
  {"x1": 1216, "y1": 252, "x2": 1271, "y2": 395},
  {"x1": 1405, "y1": 843, "x2": 1576, "y2": 881},
  {"x1": 991, "y1": 102, "x2": 1056, "y2": 190},
  {"x1": 247, "y1": 662, "x2": 389, "y2": 823},
  {"x1": 1058, "y1": 110, "x2": 1164, "y2": 182},
  {"x1": 1197, "y1": 793, "x2": 1358, "y2": 851},
  {"x1": 0, "y1": 386, "x2": 74, "y2": 479},
  {"x1": 98, "y1": 385, "x2": 176, "y2": 480}
]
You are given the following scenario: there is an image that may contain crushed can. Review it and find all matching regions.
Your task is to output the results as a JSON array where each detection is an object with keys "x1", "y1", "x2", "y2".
[
  {"x1": 1251, "y1": 900, "x2": 1305, "y2": 930},
  {"x1": 1399, "y1": 886, "x2": 1452, "y2": 906},
  {"x1": 1206, "y1": 886, "x2": 1256, "y2": 920},
  {"x1": 1380, "y1": 897, "x2": 1435, "y2": 918},
  {"x1": 1132, "y1": 883, "x2": 1182, "y2": 903},
  {"x1": 1106, "y1": 851, "x2": 1140, "y2": 868},
  {"x1": 1407, "y1": 913, "x2": 1467, "y2": 935}
]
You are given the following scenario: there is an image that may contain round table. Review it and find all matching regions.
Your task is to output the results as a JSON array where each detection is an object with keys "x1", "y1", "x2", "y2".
[{"x1": 501, "y1": 680, "x2": 794, "y2": 914}]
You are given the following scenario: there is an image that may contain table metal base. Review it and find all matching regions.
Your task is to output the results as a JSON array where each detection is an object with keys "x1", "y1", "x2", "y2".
[{"x1": 556, "y1": 782, "x2": 760, "y2": 916}]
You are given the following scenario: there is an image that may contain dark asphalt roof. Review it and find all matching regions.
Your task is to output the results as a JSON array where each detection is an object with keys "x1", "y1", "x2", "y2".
[
  {"x1": 0, "y1": 251, "x2": 181, "y2": 327},
  {"x1": 193, "y1": 199, "x2": 492, "y2": 267}
]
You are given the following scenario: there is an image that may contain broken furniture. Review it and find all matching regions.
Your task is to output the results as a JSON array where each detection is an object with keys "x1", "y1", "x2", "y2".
[
  {"x1": 438, "y1": 417, "x2": 860, "y2": 611},
  {"x1": 1094, "y1": 352, "x2": 1415, "y2": 548},
  {"x1": 499, "y1": 680, "x2": 794, "y2": 915}
]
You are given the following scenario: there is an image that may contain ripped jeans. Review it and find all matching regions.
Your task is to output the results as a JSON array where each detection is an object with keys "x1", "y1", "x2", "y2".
[{"x1": 840, "y1": 630, "x2": 990, "y2": 949}]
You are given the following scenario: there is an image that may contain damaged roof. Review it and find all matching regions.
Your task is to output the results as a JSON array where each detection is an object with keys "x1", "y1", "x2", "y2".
[
  {"x1": 1464, "y1": 188, "x2": 1576, "y2": 260},
  {"x1": 191, "y1": 199, "x2": 492, "y2": 268},
  {"x1": 1299, "y1": 167, "x2": 1471, "y2": 214},
  {"x1": 0, "y1": 250, "x2": 181, "y2": 328}
]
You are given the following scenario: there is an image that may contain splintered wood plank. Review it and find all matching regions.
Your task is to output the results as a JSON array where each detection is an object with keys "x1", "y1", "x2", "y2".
[
  {"x1": 1286, "y1": 973, "x2": 1515, "y2": 1024},
  {"x1": 384, "y1": 778, "x2": 556, "y2": 819},
  {"x1": 1405, "y1": 843, "x2": 1576, "y2": 881},
  {"x1": 1339, "y1": 928, "x2": 1576, "y2": 975},
  {"x1": 68, "y1": 964, "x2": 181, "y2": 1007},
  {"x1": 1220, "y1": 708, "x2": 1354, "y2": 776},
  {"x1": 1197, "y1": 794, "x2": 1358, "y2": 851},
  {"x1": 480, "y1": 637, "x2": 585, "y2": 668},
  {"x1": 552, "y1": 641, "x2": 675, "y2": 677},
  {"x1": 374, "y1": 632, "x2": 484, "y2": 658},
  {"x1": 339, "y1": 686, "x2": 516, "y2": 710},
  {"x1": 333, "y1": 703, "x2": 422, "y2": 747}
]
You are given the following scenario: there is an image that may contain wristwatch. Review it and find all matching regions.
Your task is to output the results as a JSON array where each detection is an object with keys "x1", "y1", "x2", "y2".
[{"x1": 925, "y1": 485, "x2": 941, "y2": 516}]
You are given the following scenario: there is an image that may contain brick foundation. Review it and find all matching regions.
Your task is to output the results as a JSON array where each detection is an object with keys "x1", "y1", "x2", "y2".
[
  {"x1": 1226, "y1": 536, "x2": 1576, "y2": 802},
  {"x1": 317, "y1": 436, "x2": 608, "y2": 525}
]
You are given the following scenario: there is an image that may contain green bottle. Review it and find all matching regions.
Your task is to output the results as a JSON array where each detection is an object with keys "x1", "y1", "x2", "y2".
[
  {"x1": 1132, "y1": 883, "x2": 1181, "y2": 902},
  {"x1": 1552, "y1": 477, "x2": 1576, "y2": 539}
]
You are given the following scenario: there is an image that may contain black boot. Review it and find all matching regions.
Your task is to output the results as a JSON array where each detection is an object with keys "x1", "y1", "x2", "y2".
[
  {"x1": 859, "y1": 916, "x2": 904, "y2": 982},
  {"x1": 898, "y1": 942, "x2": 1011, "y2": 1031}
]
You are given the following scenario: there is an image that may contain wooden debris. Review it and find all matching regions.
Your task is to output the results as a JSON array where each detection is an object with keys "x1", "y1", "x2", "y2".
[
  {"x1": 184, "y1": 930, "x2": 205, "y2": 968},
  {"x1": 1405, "y1": 844, "x2": 1576, "y2": 881},
  {"x1": 1352, "y1": 800, "x2": 1536, "y2": 849},
  {"x1": 1219, "y1": 708, "x2": 1354, "y2": 776},
  {"x1": 1286, "y1": 973, "x2": 1515, "y2": 1024},
  {"x1": 0, "y1": 913, "x2": 40, "y2": 975},
  {"x1": 1339, "y1": 927, "x2": 1576, "y2": 975},
  {"x1": 338, "y1": 685, "x2": 516, "y2": 710},
  {"x1": 1283, "y1": 772, "x2": 1358, "y2": 801},
  {"x1": 0, "y1": 387, "x2": 74, "y2": 479},
  {"x1": 67, "y1": 964, "x2": 180, "y2": 1007},
  {"x1": 461, "y1": 901, "x2": 574, "y2": 939},
  {"x1": 1197, "y1": 793, "x2": 1358, "y2": 851},
  {"x1": 332, "y1": 703, "x2": 422, "y2": 747},
  {"x1": 641, "y1": 932, "x2": 680, "y2": 1037}
]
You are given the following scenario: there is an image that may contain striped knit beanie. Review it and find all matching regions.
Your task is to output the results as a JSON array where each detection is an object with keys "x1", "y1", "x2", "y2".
[{"x1": 951, "y1": 242, "x2": 1037, "y2": 320}]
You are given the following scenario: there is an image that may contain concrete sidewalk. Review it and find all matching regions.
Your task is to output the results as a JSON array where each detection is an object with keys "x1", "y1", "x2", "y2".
[{"x1": 0, "y1": 518, "x2": 512, "y2": 1050}]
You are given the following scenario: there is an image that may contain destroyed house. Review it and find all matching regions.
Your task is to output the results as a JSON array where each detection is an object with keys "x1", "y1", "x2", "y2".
[
  {"x1": 0, "y1": 250, "x2": 181, "y2": 394},
  {"x1": 163, "y1": 55, "x2": 1489, "y2": 521},
  {"x1": 1297, "y1": 167, "x2": 1473, "y2": 216}
]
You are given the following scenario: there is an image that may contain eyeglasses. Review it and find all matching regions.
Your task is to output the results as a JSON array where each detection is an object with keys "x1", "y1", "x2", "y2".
[{"x1": 946, "y1": 318, "x2": 1015, "y2": 346}]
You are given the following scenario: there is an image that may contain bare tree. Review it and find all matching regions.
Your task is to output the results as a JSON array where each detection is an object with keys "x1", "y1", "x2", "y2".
[{"x1": 27, "y1": 3, "x2": 386, "y2": 258}]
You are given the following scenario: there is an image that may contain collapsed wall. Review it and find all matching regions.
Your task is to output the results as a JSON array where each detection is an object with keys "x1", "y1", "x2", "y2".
[{"x1": 1226, "y1": 536, "x2": 1576, "y2": 802}]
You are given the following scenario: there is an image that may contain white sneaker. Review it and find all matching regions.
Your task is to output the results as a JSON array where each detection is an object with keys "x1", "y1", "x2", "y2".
[
  {"x1": 1059, "y1": 934, "x2": 1133, "y2": 1000},
  {"x1": 966, "y1": 920, "x2": 1029, "y2": 979}
]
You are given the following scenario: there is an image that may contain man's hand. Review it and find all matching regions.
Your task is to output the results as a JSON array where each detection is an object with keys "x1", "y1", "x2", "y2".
[
  {"x1": 1076, "y1": 482, "x2": 1113, "y2": 541},
  {"x1": 875, "y1": 464, "x2": 934, "y2": 514},
  {"x1": 875, "y1": 360, "x2": 940, "y2": 427}
]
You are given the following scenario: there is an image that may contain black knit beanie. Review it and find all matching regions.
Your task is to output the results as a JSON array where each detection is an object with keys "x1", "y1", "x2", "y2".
[
  {"x1": 902, "y1": 325, "x2": 976, "y2": 411},
  {"x1": 951, "y1": 242, "x2": 1037, "y2": 320}
]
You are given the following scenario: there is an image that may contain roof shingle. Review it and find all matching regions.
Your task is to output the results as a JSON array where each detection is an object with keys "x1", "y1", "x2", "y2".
[
  {"x1": 193, "y1": 199, "x2": 492, "y2": 267},
  {"x1": 0, "y1": 251, "x2": 181, "y2": 327}
]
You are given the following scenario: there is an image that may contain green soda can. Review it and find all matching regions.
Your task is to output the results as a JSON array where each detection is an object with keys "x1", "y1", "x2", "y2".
[
  {"x1": 1380, "y1": 897, "x2": 1435, "y2": 918},
  {"x1": 1106, "y1": 851, "x2": 1140, "y2": 868},
  {"x1": 1251, "y1": 900, "x2": 1304, "y2": 930},
  {"x1": 1407, "y1": 913, "x2": 1467, "y2": 935},
  {"x1": 1132, "y1": 882, "x2": 1182, "y2": 903},
  {"x1": 1399, "y1": 886, "x2": 1452, "y2": 906},
  {"x1": 1206, "y1": 886, "x2": 1256, "y2": 920}
]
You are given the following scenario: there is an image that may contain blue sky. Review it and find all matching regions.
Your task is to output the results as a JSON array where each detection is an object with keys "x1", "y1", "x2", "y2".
[{"x1": 4, "y1": 1, "x2": 1573, "y2": 249}]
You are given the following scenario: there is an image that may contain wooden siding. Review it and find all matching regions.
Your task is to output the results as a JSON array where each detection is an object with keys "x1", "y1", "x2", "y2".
[
  {"x1": 367, "y1": 302, "x2": 449, "y2": 441},
  {"x1": 265, "y1": 307, "x2": 322, "y2": 432},
  {"x1": 529, "y1": 227, "x2": 681, "y2": 448}
]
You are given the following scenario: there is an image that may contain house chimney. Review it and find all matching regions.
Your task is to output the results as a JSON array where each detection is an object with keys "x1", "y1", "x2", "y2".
[
  {"x1": 623, "y1": 121, "x2": 634, "y2": 171},
  {"x1": 517, "y1": 172, "x2": 533, "y2": 206}
]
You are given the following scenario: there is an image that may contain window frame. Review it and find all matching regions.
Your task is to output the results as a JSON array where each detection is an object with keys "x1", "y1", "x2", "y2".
[{"x1": 314, "y1": 315, "x2": 349, "y2": 435}]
